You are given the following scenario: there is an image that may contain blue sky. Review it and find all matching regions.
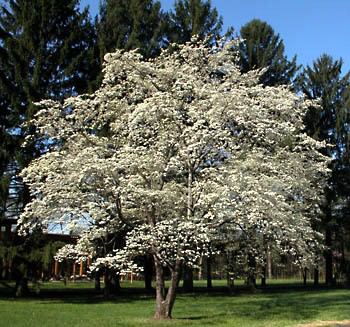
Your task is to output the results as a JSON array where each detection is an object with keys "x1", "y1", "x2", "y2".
[{"x1": 80, "y1": 0, "x2": 350, "y2": 73}]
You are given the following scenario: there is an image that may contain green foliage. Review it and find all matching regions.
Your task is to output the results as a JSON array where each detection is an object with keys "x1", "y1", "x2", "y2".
[
  {"x1": 0, "y1": 1, "x2": 99, "y2": 293},
  {"x1": 0, "y1": 228, "x2": 67, "y2": 284},
  {"x1": 164, "y1": 0, "x2": 225, "y2": 45},
  {"x1": 297, "y1": 54, "x2": 350, "y2": 284},
  {"x1": 239, "y1": 19, "x2": 299, "y2": 86},
  {"x1": 0, "y1": 0, "x2": 99, "y2": 194},
  {"x1": 297, "y1": 54, "x2": 350, "y2": 144},
  {"x1": 0, "y1": 175, "x2": 10, "y2": 219},
  {"x1": 97, "y1": 0, "x2": 164, "y2": 59},
  {"x1": 0, "y1": 0, "x2": 97, "y2": 105}
]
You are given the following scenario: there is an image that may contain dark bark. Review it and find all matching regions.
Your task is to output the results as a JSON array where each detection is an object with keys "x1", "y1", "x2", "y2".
[
  {"x1": 111, "y1": 273, "x2": 120, "y2": 291},
  {"x1": 345, "y1": 261, "x2": 350, "y2": 287},
  {"x1": 144, "y1": 255, "x2": 153, "y2": 291},
  {"x1": 340, "y1": 240, "x2": 346, "y2": 281},
  {"x1": 206, "y1": 257, "x2": 212, "y2": 289},
  {"x1": 325, "y1": 227, "x2": 333, "y2": 286},
  {"x1": 261, "y1": 257, "x2": 268, "y2": 287},
  {"x1": 227, "y1": 272, "x2": 234, "y2": 293},
  {"x1": 103, "y1": 269, "x2": 119, "y2": 297},
  {"x1": 314, "y1": 268, "x2": 319, "y2": 286},
  {"x1": 15, "y1": 277, "x2": 29, "y2": 297},
  {"x1": 247, "y1": 276, "x2": 256, "y2": 289},
  {"x1": 303, "y1": 268, "x2": 307, "y2": 286},
  {"x1": 247, "y1": 254, "x2": 256, "y2": 289},
  {"x1": 183, "y1": 266, "x2": 193, "y2": 292},
  {"x1": 94, "y1": 270, "x2": 101, "y2": 291},
  {"x1": 103, "y1": 273, "x2": 111, "y2": 298}
]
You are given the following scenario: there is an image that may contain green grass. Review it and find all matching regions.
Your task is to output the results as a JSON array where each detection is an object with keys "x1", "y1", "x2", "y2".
[{"x1": 0, "y1": 281, "x2": 348, "y2": 327}]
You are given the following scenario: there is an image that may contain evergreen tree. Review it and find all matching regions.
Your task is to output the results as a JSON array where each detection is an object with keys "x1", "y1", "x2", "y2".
[
  {"x1": 97, "y1": 0, "x2": 164, "y2": 60},
  {"x1": 0, "y1": 0, "x2": 97, "y2": 294},
  {"x1": 92, "y1": 0, "x2": 165, "y2": 88},
  {"x1": 298, "y1": 55, "x2": 350, "y2": 143},
  {"x1": 164, "y1": 0, "x2": 225, "y2": 45},
  {"x1": 0, "y1": 0, "x2": 98, "y2": 206},
  {"x1": 297, "y1": 54, "x2": 350, "y2": 285},
  {"x1": 0, "y1": 24, "x2": 20, "y2": 222},
  {"x1": 0, "y1": 0, "x2": 97, "y2": 107},
  {"x1": 239, "y1": 19, "x2": 298, "y2": 86}
]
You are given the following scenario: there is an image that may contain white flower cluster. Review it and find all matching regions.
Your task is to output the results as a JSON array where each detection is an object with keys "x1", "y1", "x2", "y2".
[
  {"x1": 20, "y1": 39, "x2": 330, "y2": 278},
  {"x1": 89, "y1": 249, "x2": 141, "y2": 275},
  {"x1": 125, "y1": 219, "x2": 211, "y2": 268}
]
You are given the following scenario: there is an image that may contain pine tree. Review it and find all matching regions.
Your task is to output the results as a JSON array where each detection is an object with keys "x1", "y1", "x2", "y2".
[
  {"x1": 0, "y1": 0, "x2": 98, "y2": 295},
  {"x1": 164, "y1": 0, "x2": 225, "y2": 45},
  {"x1": 0, "y1": 24, "x2": 20, "y2": 221},
  {"x1": 297, "y1": 54, "x2": 350, "y2": 285},
  {"x1": 97, "y1": 0, "x2": 164, "y2": 60},
  {"x1": 239, "y1": 19, "x2": 298, "y2": 86},
  {"x1": 92, "y1": 0, "x2": 165, "y2": 88},
  {"x1": 0, "y1": 0, "x2": 98, "y2": 204}
]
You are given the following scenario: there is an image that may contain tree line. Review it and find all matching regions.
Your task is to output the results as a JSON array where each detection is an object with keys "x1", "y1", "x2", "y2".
[{"x1": 0, "y1": 0, "x2": 349, "y2": 297}]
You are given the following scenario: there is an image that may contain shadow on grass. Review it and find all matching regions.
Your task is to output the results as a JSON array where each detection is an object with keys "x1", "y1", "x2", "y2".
[
  {"x1": 0, "y1": 282, "x2": 349, "y2": 325},
  {"x1": 171, "y1": 287, "x2": 350, "y2": 325},
  {"x1": 218, "y1": 290, "x2": 349, "y2": 324}
]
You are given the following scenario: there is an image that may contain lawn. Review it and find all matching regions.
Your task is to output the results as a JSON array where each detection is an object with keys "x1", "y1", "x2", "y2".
[{"x1": 0, "y1": 281, "x2": 349, "y2": 327}]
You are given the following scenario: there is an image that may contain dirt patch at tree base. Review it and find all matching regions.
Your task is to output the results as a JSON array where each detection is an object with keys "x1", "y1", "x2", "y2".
[{"x1": 298, "y1": 320, "x2": 350, "y2": 327}]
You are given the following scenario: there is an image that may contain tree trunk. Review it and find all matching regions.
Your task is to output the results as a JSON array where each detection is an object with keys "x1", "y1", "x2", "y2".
[
  {"x1": 104, "y1": 271, "x2": 111, "y2": 298},
  {"x1": 261, "y1": 256, "x2": 267, "y2": 287},
  {"x1": 103, "y1": 269, "x2": 119, "y2": 297},
  {"x1": 247, "y1": 254, "x2": 256, "y2": 290},
  {"x1": 303, "y1": 268, "x2": 307, "y2": 286},
  {"x1": 227, "y1": 272, "x2": 234, "y2": 293},
  {"x1": 144, "y1": 255, "x2": 153, "y2": 291},
  {"x1": 15, "y1": 277, "x2": 29, "y2": 297},
  {"x1": 206, "y1": 257, "x2": 212, "y2": 289},
  {"x1": 153, "y1": 255, "x2": 180, "y2": 320},
  {"x1": 94, "y1": 270, "x2": 101, "y2": 291},
  {"x1": 325, "y1": 227, "x2": 333, "y2": 286},
  {"x1": 111, "y1": 273, "x2": 120, "y2": 292},
  {"x1": 345, "y1": 260, "x2": 350, "y2": 287},
  {"x1": 183, "y1": 266, "x2": 193, "y2": 292},
  {"x1": 314, "y1": 267, "x2": 319, "y2": 287}
]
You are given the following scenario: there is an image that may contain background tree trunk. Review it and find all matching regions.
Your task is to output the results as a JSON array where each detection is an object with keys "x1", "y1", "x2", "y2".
[
  {"x1": 325, "y1": 227, "x2": 333, "y2": 286},
  {"x1": 314, "y1": 267, "x2": 319, "y2": 286},
  {"x1": 206, "y1": 257, "x2": 212, "y2": 289},
  {"x1": 144, "y1": 255, "x2": 153, "y2": 291},
  {"x1": 227, "y1": 272, "x2": 234, "y2": 293},
  {"x1": 303, "y1": 268, "x2": 307, "y2": 286},
  {"x1": 183, "y1": 266, "x2": 193, "y2": 292},
  {"x1": 247, "y1": 254, "x2": 256, "y2": 290},
  {"x1": 103, "y1": 269, "x2": 119, "y2": 297},
  {"x1": 94, "y1": 270, "x2": 101, "y2": 291}
]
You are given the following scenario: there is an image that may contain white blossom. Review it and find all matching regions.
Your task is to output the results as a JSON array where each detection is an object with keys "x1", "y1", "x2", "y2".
[{"x1": 20, "y1": 39, "x2": 329, "y2": 300}]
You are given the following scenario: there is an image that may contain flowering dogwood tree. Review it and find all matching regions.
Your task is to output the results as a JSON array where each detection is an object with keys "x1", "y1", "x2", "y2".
[{"x1": 19, "y1": 39, "x2": 329, "y2": 319}]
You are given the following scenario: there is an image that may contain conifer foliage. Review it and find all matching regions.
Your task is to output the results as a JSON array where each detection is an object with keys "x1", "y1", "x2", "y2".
[
  {"x1": 97, "y1": 0, "x2": 165, "y2": 59},
  {"x1": 0, "y1": 0, "x2": 97, "y2": 295},
  {"x1": 164, "y1": 0, "x2": 225, "y2": 45},
  {"x1": 239, "y1": 19, "x2": 299, "y2": 86},
  {"x1": 297, "y1": 54, "x2": 350, "y2": 285}
]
